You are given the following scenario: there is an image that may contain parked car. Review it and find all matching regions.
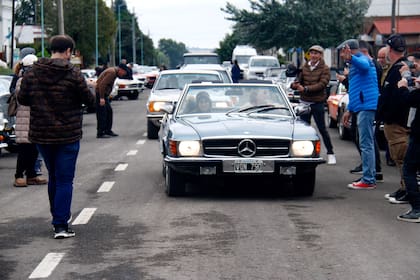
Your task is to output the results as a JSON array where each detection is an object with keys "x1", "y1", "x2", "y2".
[
  {"x1": 81, "y1": 69, "x2": 96, "y2": 79},
  {"x1": 181, "y1": 64, "x2": 233, "y2": 83},
  {"x1": 0, "y1": 78, "x2": 17, "y2": 154},
  {"x1": 182, "y1": 52, "x2": 221, "y2": 66},
  {"x1": 158, "y1": 83, "x2": 325, "y2": 196},
  {"x1": 110, "y1": 78, "x2": 144, "y2": 100},
  {"x1": 146, "y1": 69, "x2": 224, "y2": 139},
  {"x1": 132, "y1": 65, "x2": 159, "y2": 89},
  {"x1": 326, "y1": 82, "x2": 351, "y2": 140},
  {"x1": 243, "y1": 56, "x2": 280, "y2": 80}
]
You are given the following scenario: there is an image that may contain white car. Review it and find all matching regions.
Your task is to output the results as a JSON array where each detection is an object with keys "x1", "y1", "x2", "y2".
[
  {"x1": 181, "y1": 64, "x2": 233, "y2": 83},
  {"x1": 110, "y1": 78, "x2": 144, "y2": 100},
  {"x1": 244, "y1": 56, "x2": 280, "y2": 80},
  {"x1": 146, "y1": 69, "x2": 224, "y2": 139}
]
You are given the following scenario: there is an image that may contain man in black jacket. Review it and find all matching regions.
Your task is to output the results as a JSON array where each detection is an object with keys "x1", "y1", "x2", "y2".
[{"x1": 396, "y1": 72, "x2": 420, "y2": 222}]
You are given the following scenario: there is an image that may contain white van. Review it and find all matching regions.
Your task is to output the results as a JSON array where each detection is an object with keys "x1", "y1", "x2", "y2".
[
  {"x1": 243, "y1": 55, "x2": 280, "y2": 80},
  {"x1": 232, "y1": 45, "x2": 257, "y2": 78}
]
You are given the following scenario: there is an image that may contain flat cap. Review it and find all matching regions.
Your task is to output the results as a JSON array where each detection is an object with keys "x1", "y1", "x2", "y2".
[
  {"x1": 308, "y1": 45, "x2": 324, "y2": 54},
  {"x1": 386, "y1": 34, "x2": 406, "y2": 52},
  {"x1": 19, "y1": 47, "x2": 36, "y2": 60},
  {"x1": 337, "y1": 39, "x2": 359, "y2": 50}
]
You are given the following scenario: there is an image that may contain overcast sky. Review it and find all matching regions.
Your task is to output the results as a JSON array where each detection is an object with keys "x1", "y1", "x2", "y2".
[{"x1": 123, "y1": 0, "x2": 251, "y2": 49}]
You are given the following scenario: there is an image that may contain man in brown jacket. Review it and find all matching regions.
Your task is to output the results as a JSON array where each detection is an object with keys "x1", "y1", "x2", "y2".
[
  {"x1": 18, "y1": 35, "x2": 95, "y2": 239},
  {"x1": 291, "y1": 45, "x2": 336, "y2": 164},
  {"x1": 95, "y1": 63, "x2": 128, "y2": 138}
]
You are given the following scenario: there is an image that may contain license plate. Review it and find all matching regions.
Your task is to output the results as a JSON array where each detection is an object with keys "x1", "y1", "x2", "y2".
[{"x1": 234, "y1": 159, "x2": 265, "y2": 173}]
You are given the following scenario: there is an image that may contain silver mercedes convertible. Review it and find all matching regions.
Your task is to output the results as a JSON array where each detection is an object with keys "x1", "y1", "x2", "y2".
[{"x1": 158, "y1": 83, "x2": 325, "y2": 197}]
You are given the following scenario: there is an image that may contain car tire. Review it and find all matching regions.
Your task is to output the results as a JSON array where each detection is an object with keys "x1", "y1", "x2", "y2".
[
  {"x1": 147, "y1": 120, "x2": 159, "y2": 139},
  {"x1": 338, "y1": 110, "x2": 351, "y2": 140},
  {"x1": 128, "y1": 93, "x2": 139, "y2": 100},
  {"x1": 293, "y1": 169, "x2": 316, "y2": 196},
  {"x1": 327, "y1": 108, "x2": 337, "y2": 128},
  {"x1": 165, "y1": 165, "x2": 186, "y2": 197}
]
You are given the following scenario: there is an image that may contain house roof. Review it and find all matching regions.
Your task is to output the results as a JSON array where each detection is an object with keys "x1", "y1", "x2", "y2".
[{"x1": 370, "y1": 17, "x2": 420, "y2": 35}]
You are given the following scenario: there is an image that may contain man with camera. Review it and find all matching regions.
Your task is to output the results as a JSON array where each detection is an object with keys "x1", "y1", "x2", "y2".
[
  {"x1": 396, "y1": 59, "x2": 420, "y2": 222},
  {"x1": 377, "y1": 34, "x2": 411, "y2": 204}
]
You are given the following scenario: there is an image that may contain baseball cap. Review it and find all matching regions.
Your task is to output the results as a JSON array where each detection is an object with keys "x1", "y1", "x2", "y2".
[
  {"x1": 21, "y1": 54, "x2": 38, "y2": 66},
  {"x1": 19, "y1": 47, "x2": 36, "y2": 60},
  {"x1": 308, "y1": 45, "x2": 324, "y2": 54},
  {"x1": 118, "y1": 63, "x2": 129, "y2": 72},
  {"x1": 386, "y1": 34, "x2": 406, "y2": 52},
  {"x1": 337, "y1": 39, "x2": 359, "y2": 50}
]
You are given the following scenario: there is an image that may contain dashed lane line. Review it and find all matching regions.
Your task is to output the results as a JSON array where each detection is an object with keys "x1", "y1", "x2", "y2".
[
  {"x1": 72, "y1": 208, "x2": 97, "y2": 225},
  {"x1": 126, "y1": 150, "x2": 138, "y2": 156},
  {"x1": 28, "y1": 252, "x2": 65, "y2": 279},
  {"x1": 136, "y1": 139, "x2": 146, "y2": 145},
  {"x1": 97, "y1": 181, "x2": 115, "y2": 192},
  {"x1": 115, "y1": 163, "x2": 128, "y2": 171}
]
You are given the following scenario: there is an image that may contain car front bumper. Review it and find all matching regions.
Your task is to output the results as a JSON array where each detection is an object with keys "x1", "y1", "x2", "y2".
[{"x1": 165, "y1": 156, "x2": 325, "y2": 176}]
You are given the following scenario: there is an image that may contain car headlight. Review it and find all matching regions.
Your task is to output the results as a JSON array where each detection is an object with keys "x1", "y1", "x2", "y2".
[
  {"x1": 148, "y1": 101, "x2": 169, "y2": 113},
  {"x1": 291, "y1": 141, "x2": 315, "y2": 157},
  {"x1": 169, "y1": 140, "x2": 202, "y2": 156}
]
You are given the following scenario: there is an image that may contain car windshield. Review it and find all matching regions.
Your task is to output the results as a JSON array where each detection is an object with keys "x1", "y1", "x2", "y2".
[
  {"x1": 155, "y1": 73, "x2": 222, "y2": 90},
  {"x1": 177, "y1": 85, "x2": 292, "y2": 117},
  {"x1": 235, "y1": 55, "x2": 253, "y2": 65},
  {"x1": 184, "y1": 55, "x2": 220, "y2": 64},
  {"x1": 250, "y1": 58, "x2": 279, "y2": 67}
]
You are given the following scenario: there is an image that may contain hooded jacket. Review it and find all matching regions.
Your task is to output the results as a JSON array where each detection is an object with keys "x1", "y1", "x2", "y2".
[
  {"x1": 17, "y1": 57, "x2": 95, "y2": 144},
  {"x1": 377, "y1": 57, "x2": 410, "y2": 127}
]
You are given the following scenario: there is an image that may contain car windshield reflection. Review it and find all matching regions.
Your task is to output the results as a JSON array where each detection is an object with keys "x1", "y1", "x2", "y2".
[{"x1": 177, "y1": 85, "x2": 292, "y2": 117}]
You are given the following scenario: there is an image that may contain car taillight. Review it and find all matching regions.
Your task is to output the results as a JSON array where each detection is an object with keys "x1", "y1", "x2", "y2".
[
  {"x1": 118, "y1": 84, "x2": 126, "y2": 89},
  {"x1": 315, "y1": 140, "x2": 321, "y2": 156},
  {"x1": 0, "y1": 135, "x2": 4, "y2": 141}
]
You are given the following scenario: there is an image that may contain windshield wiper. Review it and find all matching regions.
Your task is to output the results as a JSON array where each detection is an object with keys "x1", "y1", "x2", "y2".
[
  {"x1": 226, "y1": 104, "x2": 275, "y2": 115},
  {"x1": 247, "y1": 105, "x2": 290, "y2": 115}
]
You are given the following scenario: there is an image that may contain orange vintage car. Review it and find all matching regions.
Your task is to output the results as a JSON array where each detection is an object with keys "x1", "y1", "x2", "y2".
[{"x1": 326, "y1": 82, "x2": 351, "y2": 140}]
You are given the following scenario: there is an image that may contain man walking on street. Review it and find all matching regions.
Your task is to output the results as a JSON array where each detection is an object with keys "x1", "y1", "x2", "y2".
[
  {"x1": 377, "y1": 34, "x2": 411, "y2": 203},
  {"x1": 291, "y1": 45, "x2": 336, "y2": 165},
  {"x1": 340, "y1": 39, "x2": 379, "y2": 190},
  {"x1": 18, "y1": 35, "x2": 95, "y2": 238},
  {"x1": 95, "y1": 63, "x2": 128, "y2": 138}
]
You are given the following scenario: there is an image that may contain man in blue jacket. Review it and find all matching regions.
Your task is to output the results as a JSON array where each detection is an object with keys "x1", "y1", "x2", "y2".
[{"x1": 340, "y1": 39, "x2": 379, "y2": 189}]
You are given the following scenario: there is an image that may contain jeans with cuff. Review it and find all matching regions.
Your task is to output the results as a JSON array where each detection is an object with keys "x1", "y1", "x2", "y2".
[{"x1": 37, "y1": 141, "x2": 79, "y2": 228}]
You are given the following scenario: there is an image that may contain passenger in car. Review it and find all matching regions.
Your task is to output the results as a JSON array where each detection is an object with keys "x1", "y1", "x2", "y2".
[{"x1": 195, "y1": 91, "x2": 212, "y2": 113}]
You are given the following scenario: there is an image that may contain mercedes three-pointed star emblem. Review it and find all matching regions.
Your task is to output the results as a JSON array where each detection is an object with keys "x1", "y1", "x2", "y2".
[{"x1": 237, "y1": 139, "x2": 257, "y2": 157}]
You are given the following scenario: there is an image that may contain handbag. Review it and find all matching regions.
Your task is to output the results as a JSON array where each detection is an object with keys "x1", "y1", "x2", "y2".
[{"x1": 7, "y1": 93, "x2": 18, "y2": 117}]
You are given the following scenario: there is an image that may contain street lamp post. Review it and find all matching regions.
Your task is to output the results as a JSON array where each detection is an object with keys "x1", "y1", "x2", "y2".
[
  {"x1": 118, "y1": 4, "x2": 123, "y2": 63},
  {"x1": 95, "y1": 0, "x2": 98, "y2": 66}
]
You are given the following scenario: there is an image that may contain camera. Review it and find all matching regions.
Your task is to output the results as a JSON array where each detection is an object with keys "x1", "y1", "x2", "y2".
[
  {"x1": 406, "y1": 60, "x2": 416, "y2": 70},
  {"x1": 401, "y1": 69, "x2": 415, "y2": 87}
]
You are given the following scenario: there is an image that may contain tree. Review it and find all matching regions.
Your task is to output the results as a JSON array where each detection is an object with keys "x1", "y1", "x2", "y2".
[
  {"x1": 158, "y1": 39, "x2": 188, "y2": 69},
  {"x1": 216, "y1": 32, "x2": 240, "y2": 62},
  {"x1": 222, "y1": 0, "x2": 370, "y2": 50}
]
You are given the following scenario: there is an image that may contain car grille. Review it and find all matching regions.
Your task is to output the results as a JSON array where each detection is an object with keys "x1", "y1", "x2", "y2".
[{"x1": 203, "y1": 138, "x2": 290, "y2": 157}]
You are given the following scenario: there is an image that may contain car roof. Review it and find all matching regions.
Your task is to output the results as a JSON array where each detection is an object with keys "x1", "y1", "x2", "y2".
[
  {"x1": 158, "y1": 69, "x2": 222, "y2": 75},
  {"x1": 183, "y1": 52, "x2": 219, "y2": 57},
  {"x1": 181, "y1": 64, "x2": 224, "y2": 70}
]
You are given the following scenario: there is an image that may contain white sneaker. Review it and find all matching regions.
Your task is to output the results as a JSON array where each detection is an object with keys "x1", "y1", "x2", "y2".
[{"x1": 327, "y1": 154, "x2": 336, "y2": 165}]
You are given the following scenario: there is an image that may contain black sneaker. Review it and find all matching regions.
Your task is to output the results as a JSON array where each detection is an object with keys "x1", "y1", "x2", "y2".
[
  {"x1": 97, "y1": 134, "x2": 112, "y2": 138},
  {"x1": 397, "y1": 209, "x2": 420, "y2": 223},
  {"x1": 54, "y1": 227, "x2": 75, "y2": 239},
  {"x1": 376, "y1": 172, "x2": 384, "y2": 183},
  {"x1": 105, "y1": 131, "x2": 119, "y2": 137},
  {"x1": 389, "y1": 191, "x2": 409, "y2": 204},
  {"x1": 384, "y1": 188, "x2": 404, "y2": 200},
  {"x1": 350, "y1": 164, "x2": 363, "y2": 174}
]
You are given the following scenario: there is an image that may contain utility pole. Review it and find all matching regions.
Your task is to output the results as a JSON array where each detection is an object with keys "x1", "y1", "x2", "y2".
[
  {"x1": 10, "y1": 0, "x2": 15, "y2": 69},
  {"x1": 132, "y1": 8, "x2": 136, "y2": 64},
  {"x1": 95, "y1": 0, "x2": 99, "y2": 66},
  {"x1": 391, "y1": 0, "x2": 396, "y2": 34},
  {"x1": 57, "y1": 0, "x2": 65, "y2": 34}
]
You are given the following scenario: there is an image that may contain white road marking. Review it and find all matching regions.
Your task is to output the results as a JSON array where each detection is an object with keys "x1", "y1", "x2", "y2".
[
  {"x1": 97, "y1": 181, "x2": 115, "y2": 193},
  {"x1": 115, "y1": 163, "x2": 128, "y2": 171},
  {"x1": 72, "y1": 208, "x2": 97, "y2": 225},
  {"x1": 29, "y1": 253, "x2": 65, "y2": 279},
  {"x1": 126, "y1": 150, "x2": 138, "y2": 156},
  {"x1": 136, "y1": 139, "x2": 146, "y2": 145}
]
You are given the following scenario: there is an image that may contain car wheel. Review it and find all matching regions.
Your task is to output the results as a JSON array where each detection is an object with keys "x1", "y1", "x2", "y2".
[
  {"x1": 338, "y1": 110, "x2": 351, "y2": 140},
  {"x1": 165, "y1": 165, "x2": 186, "y2": 197},
  {"x1": 147, "y1": 120, "x2": 159, "y2": 139},
  {"x1": 128, "y1": 93, "x2": 139, "y2": 100},
  {"x1": 327, "y1": 108, "x2": 337, "y2": 128},
  {"x1": 293, "y1": 169, "x2": 316, "y2": 196}
]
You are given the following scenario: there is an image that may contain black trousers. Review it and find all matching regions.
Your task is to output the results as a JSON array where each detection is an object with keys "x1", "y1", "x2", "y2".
[
  {"x1": 96, "y1": 93, "x2": 113, "y2": 135},
  {"x1": 15, "y1": 143, "x2": 38, "y2": 179}
]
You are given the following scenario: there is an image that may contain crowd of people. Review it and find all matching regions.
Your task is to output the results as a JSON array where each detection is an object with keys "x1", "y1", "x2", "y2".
[{"x1": 4, "y1": 33, "x2": 420, "y2": 241}]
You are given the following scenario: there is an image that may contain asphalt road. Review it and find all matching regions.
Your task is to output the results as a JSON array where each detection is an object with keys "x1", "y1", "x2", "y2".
[{"x1": 0, "y1": 88, "x2": 419, "y2": 280}]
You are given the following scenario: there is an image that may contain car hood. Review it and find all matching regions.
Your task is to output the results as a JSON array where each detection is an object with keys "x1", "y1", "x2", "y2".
[
  {"x1": 149, "y1": 89, "x2": 182, "y2": 102},
  {"x1": 178, "y1": 114, "x2": 296, "y2": 139}
]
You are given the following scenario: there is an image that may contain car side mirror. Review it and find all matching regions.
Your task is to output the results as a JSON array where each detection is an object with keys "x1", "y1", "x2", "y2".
[{"x1": 294, "y1": 104, "x2": 311, "y2": 116}]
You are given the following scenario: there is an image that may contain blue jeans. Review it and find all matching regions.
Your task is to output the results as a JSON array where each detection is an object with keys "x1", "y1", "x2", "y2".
[
  {"x1": 37, "y1": 141, "x2": 80, "y2": 227},
  {"x1": 403, "y1": 137, "x2": 420, "y2": 210},
  {"x1": 357, "y1": 110, "x2": 376, "y2": 184},
  {"x1": 300, "y1": 102, "x2": 334, "y2": 154}
]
